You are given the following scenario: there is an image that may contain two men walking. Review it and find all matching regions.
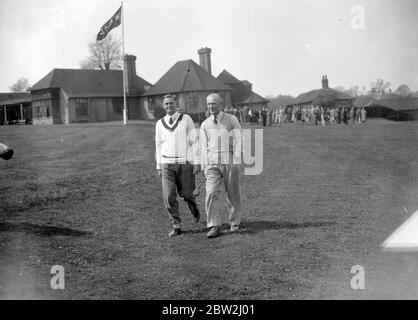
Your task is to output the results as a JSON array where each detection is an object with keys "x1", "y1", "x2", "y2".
[{"x1": 155, "y1": 93, "x2": 243, "y2": 238}]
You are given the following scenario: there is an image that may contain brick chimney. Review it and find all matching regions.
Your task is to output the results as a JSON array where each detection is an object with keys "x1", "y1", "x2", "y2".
[
  {"x1": 322, "y1": 75, "x2": 329, "y2": 89},
  {"x1": 198, "y1": 47, "x2": 212, "y2": 74},
  {"x1": 242, "y1": 81, "x2": 252, "y2": 92},
  {"x1": 124, "y1": 54, "x2": 137, "y2": 95}
]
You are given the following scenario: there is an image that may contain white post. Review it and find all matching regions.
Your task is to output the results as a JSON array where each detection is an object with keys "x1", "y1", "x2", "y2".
[{"x1": 121, "y1": 1, "x2": 127, "y2": 125}]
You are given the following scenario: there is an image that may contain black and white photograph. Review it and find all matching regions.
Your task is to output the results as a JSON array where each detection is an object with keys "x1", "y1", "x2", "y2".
[{"x1": 1, "y1": 0, "x2": 418, "y2": 306}]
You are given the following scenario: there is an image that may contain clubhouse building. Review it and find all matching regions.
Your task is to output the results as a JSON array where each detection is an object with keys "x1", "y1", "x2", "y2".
[{"x1": 1, "y1": 47, "x2": 268, "y2": 125}]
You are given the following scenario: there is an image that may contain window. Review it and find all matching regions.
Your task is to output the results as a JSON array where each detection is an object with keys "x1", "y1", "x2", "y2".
[
  {"x1": 188, "y1": 92, "x2": 200, "y2": 112},
  {"x1": 38, "y1": 106, "x2": 49, "y2": 118},
  {"x1": 32, "y1": 99, "x2": 51, "y2": 118},
  {"x1": 113, "y1": 98, "x2": 123, "y2": 114},
  {"x1": 75, "y1": 99, "x2": 88, "y2": 117}
]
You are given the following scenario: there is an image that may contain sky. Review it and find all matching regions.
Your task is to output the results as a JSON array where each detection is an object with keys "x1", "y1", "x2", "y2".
[{"x1": 1, "y1": 0, "x2": 418, "y2": 97}]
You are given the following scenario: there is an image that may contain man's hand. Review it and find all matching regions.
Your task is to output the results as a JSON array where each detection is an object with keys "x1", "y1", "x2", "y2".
[
  {"x1": 157, "y1": 169, "x2": 162, "y2": 177},
  {"x1": 193, "y1": 164, "x2": 201, "y2": 175}
]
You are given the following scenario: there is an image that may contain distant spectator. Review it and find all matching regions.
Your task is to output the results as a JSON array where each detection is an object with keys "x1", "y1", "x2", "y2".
[
  {"x1": 266, "y1": 109, "x2": 272, "y2": 127},
  {"x1": 320, "y1": 106, "x2": 325, "y2": 126},
  {"x1": 361, "y1": 107, "x2": 367, "y2": 123},
  {"x1": 330, "y1": 107, "x2": 335, "y2": 124},
  {"x1": 349, "y1": 107, "x2": 355, "y2": 124},
  {"x1": 260, "y1": 108, "x2": 267, "y2": 126},
  {"x1": 341, "y1": 107, "x2": 348, "y2": 124}
]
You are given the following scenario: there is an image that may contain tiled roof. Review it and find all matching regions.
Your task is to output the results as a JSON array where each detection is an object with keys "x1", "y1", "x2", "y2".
[
  {"x1": 142, "y1": 60, "x2": 231, "y2": 96},
  {"x1": 353, "y1": 95, "x2": 375, "y2": 108},
  {"x1": 30, "y1": 69, "x2": 151, "y2": 97},
  {"x1": 365, "y1": 97, "x2": 418, "y2": 111},
  {"x1": 0, "y1": 92, "x2": 31, "y2": 105},
  {"x1": 292, "y1": 87, "x2": 353, "y2": 105},
  {"x1": 239, "y1": 92, "x2": 269, "y2": 104},
  {"x1": 217, "y1": 69, "x2": 241, "y2": 84}
]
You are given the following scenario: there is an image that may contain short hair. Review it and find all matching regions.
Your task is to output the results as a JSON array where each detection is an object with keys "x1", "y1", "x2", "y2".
[
  {"x1": 206, "y1": 93, "x2": 221, "y2": 103},
  {"x1": 163, "y1": 94, "x2": 176, "y2": 100}
]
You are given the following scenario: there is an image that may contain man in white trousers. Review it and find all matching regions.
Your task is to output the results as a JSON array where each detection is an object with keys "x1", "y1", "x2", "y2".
[{"x1": 200, "y1": 93, "x2": 243, "y2": 238}]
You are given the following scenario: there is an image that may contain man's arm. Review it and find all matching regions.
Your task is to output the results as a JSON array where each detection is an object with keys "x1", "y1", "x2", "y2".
[
  {"x1": 199, "y1": 122, "x2": 209, "y2": 171},
  {"x1": 230, "y1": 115, "x2": 243, "y2": 165},
  {"x1": 155, "y1": 121, "x2": 162, "y2": 171},
  {"x1": 185, "y1": 115, "x2": 201, "y2": 174}
]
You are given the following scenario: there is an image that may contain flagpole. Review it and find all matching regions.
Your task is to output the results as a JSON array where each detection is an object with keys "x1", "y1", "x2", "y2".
[{"x1": 121, "y1": 1, "x2": 127, "y2": 125}]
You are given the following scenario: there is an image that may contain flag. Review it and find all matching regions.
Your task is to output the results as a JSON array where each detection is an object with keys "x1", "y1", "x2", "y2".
[{"x1": 96, "y1": 6, "x2": 122, "y2": 41}]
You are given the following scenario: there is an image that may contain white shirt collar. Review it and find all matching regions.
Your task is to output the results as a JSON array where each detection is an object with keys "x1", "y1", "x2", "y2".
[
  {"x1": 211, "y1": 111, "x2": 223, "y2": 122},
  {"x1": 165, "y1": 112, "x2": 179, "y2": 124}
]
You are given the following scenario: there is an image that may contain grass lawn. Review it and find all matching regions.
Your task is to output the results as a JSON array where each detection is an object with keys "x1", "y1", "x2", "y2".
[{"x1": 1, "y1": 119, "x2": 418, "y2": 299}]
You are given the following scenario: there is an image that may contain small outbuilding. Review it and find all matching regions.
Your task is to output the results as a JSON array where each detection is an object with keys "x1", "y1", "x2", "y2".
[
  {"x1": 290, "y1": 75, "x2": 353, "y2": 107},
  {"x1": 29, "y1": 55, "x2": 152, "y2": 124},
  {"x1": 363, "y1": 97, "x2": 418, "y2": 121},
  {"x1": 0, "y1": 92, "x2": 32, "y2": 125}
]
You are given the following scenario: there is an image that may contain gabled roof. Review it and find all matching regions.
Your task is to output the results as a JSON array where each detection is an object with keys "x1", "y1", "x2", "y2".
[
  {"x1": 239, "y1": 92, "x2": 269, "y2": 104},
  {"x1": 353, "y1": 95, "x2": 374, "y2": 108},
  {"x1": 30, "y1": 69, "x2": 151, "y2": 97},
  {"x1": 142, "y1": 60, "x2": 231, "y2": 96},
  {"x1": 292, "y1": 87, "x2": 353, "y2": 105},
  {"x1": 217, "y1": 69, "x2": 241, "y2": 84},
  {"x1": 217, "y1": 70, "x2": 265, "y2": 105},
  {"x1": 365, "y1": 97, "x2": 418, "y2": 111}
]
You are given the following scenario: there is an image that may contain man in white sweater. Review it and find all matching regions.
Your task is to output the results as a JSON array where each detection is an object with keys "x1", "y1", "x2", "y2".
[{"x1": 155, "y1": 94, "x2": 201, "y2": 237}]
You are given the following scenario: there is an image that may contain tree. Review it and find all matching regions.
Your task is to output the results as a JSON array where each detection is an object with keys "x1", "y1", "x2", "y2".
[
  {"x1": 346, "y1": 85, "x2": 359, "y2": 97},
  {"x1": 334, "y1": 86, "x2": 345, "y2": 93},
  {"x1": 395, "y1": 84, "x2": 411, "y2": 96},
  {"x1": 9, "y1": 77, "x2": 30, "y2": 92},
  {"x1": 267, "y1": 94, "x2": 295, "y2": 108},
  {"x1": 79, "y1": 34, "x2": 122, "y2": 70},
  {"x1": 369, "y1": 78, "x2": 391, "y2": 98},
  {"x1": 358, "y1": 85, "x2": 368, "y2": 96}
]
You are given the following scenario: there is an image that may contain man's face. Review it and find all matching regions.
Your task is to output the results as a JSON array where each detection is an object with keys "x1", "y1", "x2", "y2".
[
  {"x1": 163, "y1": 98, "x2": 176, "y2": 116},
  {"x1": 207, "y1": 96, "x2": 221, "y2": 115}
]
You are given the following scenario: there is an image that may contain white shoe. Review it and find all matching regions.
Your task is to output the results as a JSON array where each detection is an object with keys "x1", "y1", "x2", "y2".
[{"x1": 230, "y1": 225, "x2": 239, "y2": 232}]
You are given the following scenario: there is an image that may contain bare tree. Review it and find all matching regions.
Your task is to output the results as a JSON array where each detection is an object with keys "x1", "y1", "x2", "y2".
[
  {"x1": 9, "y1": 77, "x2": 30, "y2": 92},
  {"x1": 79, "y1": 34, "x2": 122, "y2": 70},
  {"x1": 267, "y1": 94, "x2": 296, "y2": 108},
  {"x1": 334, "y1": 85, "x2": 345, "y2": 93},
  {"x1": 358, "y1": 85, "x2": 368, "y2": 96},
  {"x1": 395, "y1": 84, "x2": 411, "y2": 96},
  {"x1": 369, "y1": 79, "x2": 391, "y2": 98},
  {"x1": 346, "y1": 85, "x2": 359, "y2": 97}
]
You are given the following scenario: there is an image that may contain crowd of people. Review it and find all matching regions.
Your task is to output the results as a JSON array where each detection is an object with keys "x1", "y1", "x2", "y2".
[
  {"x1": 270, "y1": 105, "x2": 368, "y2": 126},
  {"x1": 200, "y1": 104, "x2": 368, "y2": 127}
]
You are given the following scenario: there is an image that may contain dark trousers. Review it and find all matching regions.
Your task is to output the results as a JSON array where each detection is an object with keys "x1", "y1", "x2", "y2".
[{"x1": 161, "y1": 162, "x2": 199, "y2": 228}]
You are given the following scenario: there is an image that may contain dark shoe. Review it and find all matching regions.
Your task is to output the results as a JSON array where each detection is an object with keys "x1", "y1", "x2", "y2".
[
  {"x1": 0, "y1": 148, "x2": 13, "y2": 160},
  {"x1": 193, "y1": 210, "x2": 200, "y2": 223},
  {"x1": 169, "y1": 228, "x2": 182, "y2": 237},
  {"x1": 230, "y1": 225, "x2": 239, "y2": 232},
  {"x1": 207, "y1": 226, "x2": 220, "y2": 238}
]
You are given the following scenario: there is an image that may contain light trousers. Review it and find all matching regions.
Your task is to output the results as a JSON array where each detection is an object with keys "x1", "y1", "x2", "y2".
[{"x1": 204, "y1": 163, "x2": 241, "y2": 228}]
